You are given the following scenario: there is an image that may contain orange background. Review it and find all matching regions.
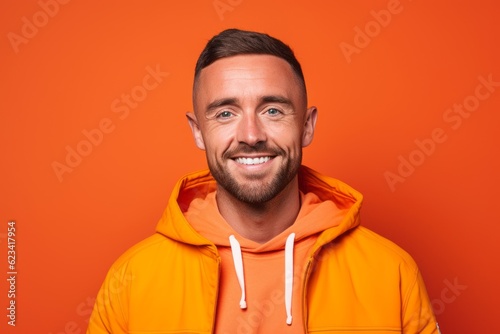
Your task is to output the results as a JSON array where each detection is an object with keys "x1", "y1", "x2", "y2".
[{"x1": 1, "y1": 1, "x2": 499, "y2": 333}]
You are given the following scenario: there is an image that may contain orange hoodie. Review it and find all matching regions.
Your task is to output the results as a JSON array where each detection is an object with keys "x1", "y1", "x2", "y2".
[
  {"x1": 185, "y1": 189, "x2": 346, "y2": 333},
  {"x1": 87, "y1": 166, "x2": 440, "y2": 333}
]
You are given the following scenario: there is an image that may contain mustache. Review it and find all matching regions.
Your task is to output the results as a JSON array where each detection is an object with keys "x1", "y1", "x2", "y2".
[{"x1": 223, "y1": 143, "x2": 285, "y2": 159}]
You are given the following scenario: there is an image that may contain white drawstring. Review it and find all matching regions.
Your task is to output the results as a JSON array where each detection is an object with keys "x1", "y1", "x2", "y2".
[
  {"x1": 284, "y1": 233, "x2": 295, "y2": 325},
  {"x1": 229, "y1": 235, "x2": 247, "y2": 309},
  {"x1": 228, "y1": 233, "x2": 296, "y2": 325}
]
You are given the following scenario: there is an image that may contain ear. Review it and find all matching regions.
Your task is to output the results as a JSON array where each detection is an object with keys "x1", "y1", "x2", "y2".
[
  {"x1": 302, "y1": 106, "x2": 318, "y2": 147},
  {"x1": 186, "y1": 112, "x2": 206, "y2": 150}
]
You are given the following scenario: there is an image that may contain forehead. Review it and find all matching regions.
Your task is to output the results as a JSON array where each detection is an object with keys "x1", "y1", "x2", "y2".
[
  {"x1": 194, "y1": 54, "x2": 304, "y2": 107},
  {"x1": 199, "y1": 54, "x2": 295, "y2": 80}
]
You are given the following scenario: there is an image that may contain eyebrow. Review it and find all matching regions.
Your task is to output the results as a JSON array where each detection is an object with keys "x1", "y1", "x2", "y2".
[
  {"x1": 205, "y1": 95, "x2": 293, "y2": 113},
  {"x1": 206, "y1": 98, "x2": 238, "y2": 113},
  {"x1": 261, "y1": 95, "x2": 293, "y2": 107}
]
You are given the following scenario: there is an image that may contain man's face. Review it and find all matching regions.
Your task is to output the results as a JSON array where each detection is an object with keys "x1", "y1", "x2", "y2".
[{"x1": 187, "y1": 54, "x2": 317, "y2": 204}]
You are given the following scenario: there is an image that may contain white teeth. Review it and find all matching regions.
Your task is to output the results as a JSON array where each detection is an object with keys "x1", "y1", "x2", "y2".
[{"x1": 235, "y1": 157, "x2": 271, "y2": 165}]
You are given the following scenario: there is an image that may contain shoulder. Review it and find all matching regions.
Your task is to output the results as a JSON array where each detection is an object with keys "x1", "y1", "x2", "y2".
[
  {"x1": 111, "y1": 234, "x2": 165, "y2": 265},
  {"x1": 105, "y1": 234, "x2": 179, "y2": 275},
  {"x1": 105, "y1": 233, "x2": 217, "y2": 278},
  {"x1": 327, "y1": 226, "x2": 420, "y2": 276},
  {"x1": 355, "y1": 226, "x2": 417, "y2": 265}
]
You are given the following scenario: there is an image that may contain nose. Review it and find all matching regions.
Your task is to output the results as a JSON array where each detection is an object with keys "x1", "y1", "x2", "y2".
[{"x1": 236, "y1": 113, "x2": 266, "y2": 146}]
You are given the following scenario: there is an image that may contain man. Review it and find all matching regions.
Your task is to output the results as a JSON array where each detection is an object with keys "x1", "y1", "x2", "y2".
[{"x1": 87, "y1": 28, "x2": 440, "y2": 333}]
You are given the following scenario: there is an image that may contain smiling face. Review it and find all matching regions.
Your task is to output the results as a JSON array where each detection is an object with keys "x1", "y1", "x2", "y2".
[{"x1": 187, "y1": 54, "x2": 317, "y2": 205}]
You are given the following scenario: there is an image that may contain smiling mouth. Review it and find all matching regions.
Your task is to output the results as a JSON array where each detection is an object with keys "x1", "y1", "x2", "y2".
[{"x1": 234, "y1": 156, "x2": 272, "y2": 165}]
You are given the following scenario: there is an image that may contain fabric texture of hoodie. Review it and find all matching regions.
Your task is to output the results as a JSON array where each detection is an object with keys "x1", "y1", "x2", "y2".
[{"x1": 86, "y1": 166, "x2": 440, "y2": 334}]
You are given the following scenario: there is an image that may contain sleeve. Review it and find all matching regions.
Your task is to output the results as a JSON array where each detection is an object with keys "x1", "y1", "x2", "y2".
[
  {"x1": 86, "y1": 264, "x2": 134, "y2": 334},
  {"x1": 402, "y1": 269, "x2": 441, "y2": 334}
]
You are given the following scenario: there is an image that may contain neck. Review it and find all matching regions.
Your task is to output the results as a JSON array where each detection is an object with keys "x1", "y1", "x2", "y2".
[{"x1": 216, "y1": 176, "x2": 301, "y2": 244}]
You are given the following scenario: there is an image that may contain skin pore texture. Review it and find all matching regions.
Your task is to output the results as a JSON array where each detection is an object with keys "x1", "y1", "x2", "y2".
[{"x1": 187, "y1": 54, "x2": 317, "y2": 244}]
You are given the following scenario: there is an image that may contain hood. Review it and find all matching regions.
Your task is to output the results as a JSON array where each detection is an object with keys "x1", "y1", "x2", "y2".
[
  {"x1": 155, "y1": 165, "x2": 364, "y2": 327},
  {"x1": 155, "y1": 165, "x2": 364, "y2": 254}
]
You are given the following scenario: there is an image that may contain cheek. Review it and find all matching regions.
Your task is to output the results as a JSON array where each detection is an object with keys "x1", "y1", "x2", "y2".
[
  {"x1": 202, "y1": 126, "x2": 235, "y2": 156},
  {"x1": 268, "y1": 122, "x2": 304, "y2": 150}
]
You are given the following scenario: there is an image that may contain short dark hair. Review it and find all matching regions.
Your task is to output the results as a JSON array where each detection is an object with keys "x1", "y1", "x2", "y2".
[{"x1": 194, "y1": 28, "x2": 306, "y2": 93}]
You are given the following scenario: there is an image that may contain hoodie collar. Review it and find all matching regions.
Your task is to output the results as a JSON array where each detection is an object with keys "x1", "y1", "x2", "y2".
[
  {"x1": 155, "y1": 166, "x2": 363, "y2": 326},
  {"x1": 155, "y1": 166, "x2": 363, "y2": 252}
]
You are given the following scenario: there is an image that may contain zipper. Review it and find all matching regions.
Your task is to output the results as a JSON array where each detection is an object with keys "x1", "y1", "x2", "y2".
[
  {"x1": 302, "y1": 257, "x2": 314, "y2": 334},
  {"x1": 210, "y1": 255, "x2": 222, "y2": 334}
]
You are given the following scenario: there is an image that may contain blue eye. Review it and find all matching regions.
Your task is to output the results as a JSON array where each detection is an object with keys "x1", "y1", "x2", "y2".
[
  {"x1": 218, "y1": 111, "x2": 233, "y2": 118},
  {"x1": 267, "y1": 108, "x2": 280, "y2": 115}
]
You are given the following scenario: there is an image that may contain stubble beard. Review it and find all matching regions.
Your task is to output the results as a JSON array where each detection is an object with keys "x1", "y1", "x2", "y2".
[{"x1": 208, "y1": 145, "x2": 301, "y2": 205}]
